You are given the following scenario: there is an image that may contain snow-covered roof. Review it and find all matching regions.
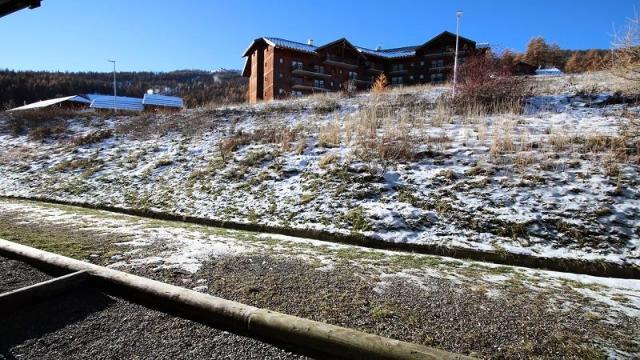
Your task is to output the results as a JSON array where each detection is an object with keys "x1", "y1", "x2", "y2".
[
  {"x1": 89, "y1": 95, "x2": 144, "y2": 111},
  {"x1": 142, "y1": 94, "x2": 183, "y2": 108},
  {"x1": 8, "y1": 95, "x2": 91, "y2": 112}
]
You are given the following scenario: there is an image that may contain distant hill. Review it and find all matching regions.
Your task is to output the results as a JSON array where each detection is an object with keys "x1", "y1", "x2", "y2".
[{"x1": 0, "y1": 69, "x2": 247, "y2": 109}]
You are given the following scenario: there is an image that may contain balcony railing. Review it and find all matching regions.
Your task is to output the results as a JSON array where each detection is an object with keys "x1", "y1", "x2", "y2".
[
  {"x1": 323, "y1": 55, "x2": 359, "y2": 69},
  {"x1": 423, "y1": 50, "x2": 467, "y2": 58},
  {"x1": 429, "y1": 65, "x2": 452, "y2": 71},
  {"x1": 388, "y1": 68, "x2": 408, "y2": 75},
  {"x1": 290, "y1": 65, "x2": 332, "y2": 79},
  {"x1": 291, "y1": 78, "x2": 330, "y2": 92}
]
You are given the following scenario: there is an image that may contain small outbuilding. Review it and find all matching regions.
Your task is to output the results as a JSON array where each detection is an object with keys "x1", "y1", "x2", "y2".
[{"x1": 535, "y1": 67, "x2": 564, "y2": 77}]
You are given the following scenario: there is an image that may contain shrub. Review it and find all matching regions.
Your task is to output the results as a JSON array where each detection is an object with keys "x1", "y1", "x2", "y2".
[
  {"x1": 318, "y1": 121, "x2": 341, "y2": 147},
  {"x1": 454, "y1": 53, "x2": 529, "y2": 114},
  {"x1": 72, "y1": 129, "x2": 113, "y2": 146},
  {"x1": 371, "y1": 73, "x2": 389, "y2": 93}
]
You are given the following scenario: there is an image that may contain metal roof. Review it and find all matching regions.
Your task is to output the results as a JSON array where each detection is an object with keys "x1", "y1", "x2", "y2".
[
  {"x1": 142, "y1": 94, "x2": 183, "y2": 108},
  {"x1": 263, "y1": 36, "x2": 418, "y2": 59},
  {"x1": 263, "y1": 37, "x2": 318, "y2": 54},
  {"x1": 356, "y1": 46, "x2": 417, "y2": 59},
  {"x1": 8, "y1": 95, "x2": 90, "y2": 112},
  {"x1": 89, "y1": 95, "x2": 144, "y2": 111},
  {"x1": 245, "y1": 31, "x2": 478, "y2": 60}
]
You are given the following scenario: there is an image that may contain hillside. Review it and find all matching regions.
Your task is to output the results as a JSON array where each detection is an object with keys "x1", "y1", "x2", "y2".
[
  {"x1": 0, "y1": 71, "x2": 638, "y2": 270},
  {"x1": 0, "y1": 69, "x2": 247, "y2": 109}
]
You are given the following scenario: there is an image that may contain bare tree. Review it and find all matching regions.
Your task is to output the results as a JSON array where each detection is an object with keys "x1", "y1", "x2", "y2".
[{"x1": 612, "y1": 10, "x2": 640, "y2": 82}]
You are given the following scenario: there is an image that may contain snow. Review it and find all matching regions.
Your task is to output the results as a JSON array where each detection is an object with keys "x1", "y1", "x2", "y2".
[{"x1": 0, "y1": 77, "x2": 638, "y2": 268}]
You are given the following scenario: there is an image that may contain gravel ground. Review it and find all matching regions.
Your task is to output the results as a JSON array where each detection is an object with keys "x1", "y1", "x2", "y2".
[
  {"x1": 136, "y1": 255, "x2": 640, "y2": 359},
  {"x1": 0, "y1": 257, "x2": 312, "y2": 360},
  {"x1": 0, "y1": 256, "x2": 52, "y2": 293}
]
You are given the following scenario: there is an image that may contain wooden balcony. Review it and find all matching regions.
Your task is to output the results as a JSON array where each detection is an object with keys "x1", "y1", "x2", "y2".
[
  {"x1": 323, "y1": 55, "x2": 359, "y2": 70},
  {"x1": 291, "y1": 65, "x2": 332, "y2": 79},
  {"x1": 429, "y1": 65, "x2": 453, "y2": 71},
  {"x1": 423, "y1": 50, "x2": 467, "y2": 58},
  {"x1": 388, "y1": 68, "x2": 408, "y2": 75},
  {"x1": 291, "y1": 78, "x2": 330, "y2": 92}
]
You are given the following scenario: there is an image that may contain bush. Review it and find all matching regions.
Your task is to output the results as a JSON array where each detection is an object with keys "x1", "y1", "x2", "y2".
[
  {"x1": 3, "y1": 108, "x2": 76, "y2": 139},
  {"x1": 72, "y1": 129, "x2": 113, "y2": 146},
  {"x1": 454, "y1": 53, "x2": 529, "y2": 114},
  {"x1": 372, "y1": 74, "x2": 389, "y2": 93}
]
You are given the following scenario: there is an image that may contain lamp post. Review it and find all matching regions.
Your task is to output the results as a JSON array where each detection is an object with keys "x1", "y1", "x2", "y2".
[
  {"x1": 452, "y1": 10, "x2": 463, "y2": 98},
  {"x1": 108, "y1": 60, "x2": 117, "y2": 113}
]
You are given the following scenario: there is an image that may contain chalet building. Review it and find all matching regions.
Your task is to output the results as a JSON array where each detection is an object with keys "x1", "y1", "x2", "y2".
[{"x1": 242, "y1": 31, "x2": 480, "y2": 103}]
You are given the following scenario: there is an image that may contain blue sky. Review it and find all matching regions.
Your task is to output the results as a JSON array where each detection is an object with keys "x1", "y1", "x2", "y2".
[{"x1": 1, "y1": 0, "x2": 638, "y2": 72}]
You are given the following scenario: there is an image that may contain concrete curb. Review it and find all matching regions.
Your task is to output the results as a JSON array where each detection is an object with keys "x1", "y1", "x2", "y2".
[
  {"x1": 2, "y1": 195, "x2": 639, "y2": 279},
  {"x1": 0, "y1": 238, "x2": 474, "y2": 360}
]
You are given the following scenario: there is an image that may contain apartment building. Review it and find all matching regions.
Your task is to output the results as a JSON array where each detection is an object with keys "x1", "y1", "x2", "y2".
[{"x1": 242, "y1": 31, "x2": 480, "y2": 103}]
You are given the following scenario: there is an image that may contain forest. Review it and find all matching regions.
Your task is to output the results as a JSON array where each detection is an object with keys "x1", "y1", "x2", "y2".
[{"x1": 0, "y1": 69, "x2": 247, "y2": 109}]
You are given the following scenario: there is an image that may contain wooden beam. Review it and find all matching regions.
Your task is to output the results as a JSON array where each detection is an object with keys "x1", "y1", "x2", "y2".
[{"x1": 0, "y1": 270, "x2": 91, "y2": 310}]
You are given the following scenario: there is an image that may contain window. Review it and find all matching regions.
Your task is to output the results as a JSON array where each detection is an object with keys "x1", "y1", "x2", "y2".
[
  {"x1": 279, "y1": 58, "x2": 284, "y2": 64},
  {"x1": 292, "y1": 90, "x2": 303, "y2": 97},
  {"x1": 314, "y1": 65, "x2": 325, "y2": 73},
  {"x1": 391, "y1": 76, "x2": 403, "y2": 85},
  {"x1": 278, "y1": 88, "x2": 285, "y2": 95},
  {"x1": 391, "y1": 64, "x2": 404, "y2": 72},
  {"x1": 348, "y1": 71, "x2": 358, "y2": 80},
  {"x1": 431, "y1": 59, "x2": 444, "y2": 69},
  {"x1": 419, "y1": 74, "x2": 424, "y2": 80},
  {"x1": 410, "y1": 63, "x2": 414, "y2": 67},
  {"x1": 409, "y1": 75, "x2": 414, "y2": 80},
  {"x1": 420, "y1": 61, "x2": 425, "y2": 66},
  {"x1": 313, "y1": 79, "x2": 325, "y2": 88},
  {"x1": 330, "y1": 81, "x2": 334, "y2": 87},
  {"x1": 430, "y1": 73, "x2": 444, "y2": 84},
  {"x1": 291, "y1": 60, "x2": 303, "y2": 70},
  {"x1": 279, "y1": 73, "x2": 283, "y2": 78}
]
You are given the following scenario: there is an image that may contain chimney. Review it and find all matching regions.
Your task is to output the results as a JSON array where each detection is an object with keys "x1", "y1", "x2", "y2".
[{"x1": 307, "y1": 39, "x2": 314, "y2": 46}]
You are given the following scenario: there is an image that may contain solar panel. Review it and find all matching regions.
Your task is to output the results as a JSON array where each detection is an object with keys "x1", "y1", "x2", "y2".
[
  {"x1": 142, "y1": 94, "x2": 183, "y2": 108},
  {"x1": 89, "y1": 95, "x2": 144, "y2": 111}
]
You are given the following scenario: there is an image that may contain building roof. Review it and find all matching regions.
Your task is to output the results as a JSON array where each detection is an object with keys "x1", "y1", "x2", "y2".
[
  {"x1": 243, "y1": 31, "x2": 477, "y2": 61},
  {"x1": 535, "y1": 67, "x2": 564, "y2": 76},
  {"x1": 88, "y1": 95, "x2": 144, "y2": 111},
  {"x1": 142, "y1": 94, "x2": 184, "y2": 108},
  {"x1": 8, "y1": 95, "x2": 90, "y2": 112},
  {"x1": 0, "y1": 0, "x2": 41, "y2": 18}
]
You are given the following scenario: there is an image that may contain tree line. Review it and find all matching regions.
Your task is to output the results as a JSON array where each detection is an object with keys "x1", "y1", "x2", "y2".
[
  {"x1": 0, "y1": 69, "x2": 247, "y2": 110},
  {"x1": 498, "y1": 36, "x2": 611, "y2": 73}
]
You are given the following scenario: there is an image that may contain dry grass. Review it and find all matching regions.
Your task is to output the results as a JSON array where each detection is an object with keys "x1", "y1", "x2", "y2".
[
  {"x1": 318, "y1": 153, "x2": 339, "y2": 169},
  {"x1": 318, "y1": 121, "x2": 341, "y2": 148}
]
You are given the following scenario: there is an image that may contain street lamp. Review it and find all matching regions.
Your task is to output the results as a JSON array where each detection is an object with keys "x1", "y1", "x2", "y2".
[
  {"x1": 108, "y1": 60, "x2": 117, "y2": 113},
  {"x1": 452, "y1": 10, "x2": 463, "y2": 98}
]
